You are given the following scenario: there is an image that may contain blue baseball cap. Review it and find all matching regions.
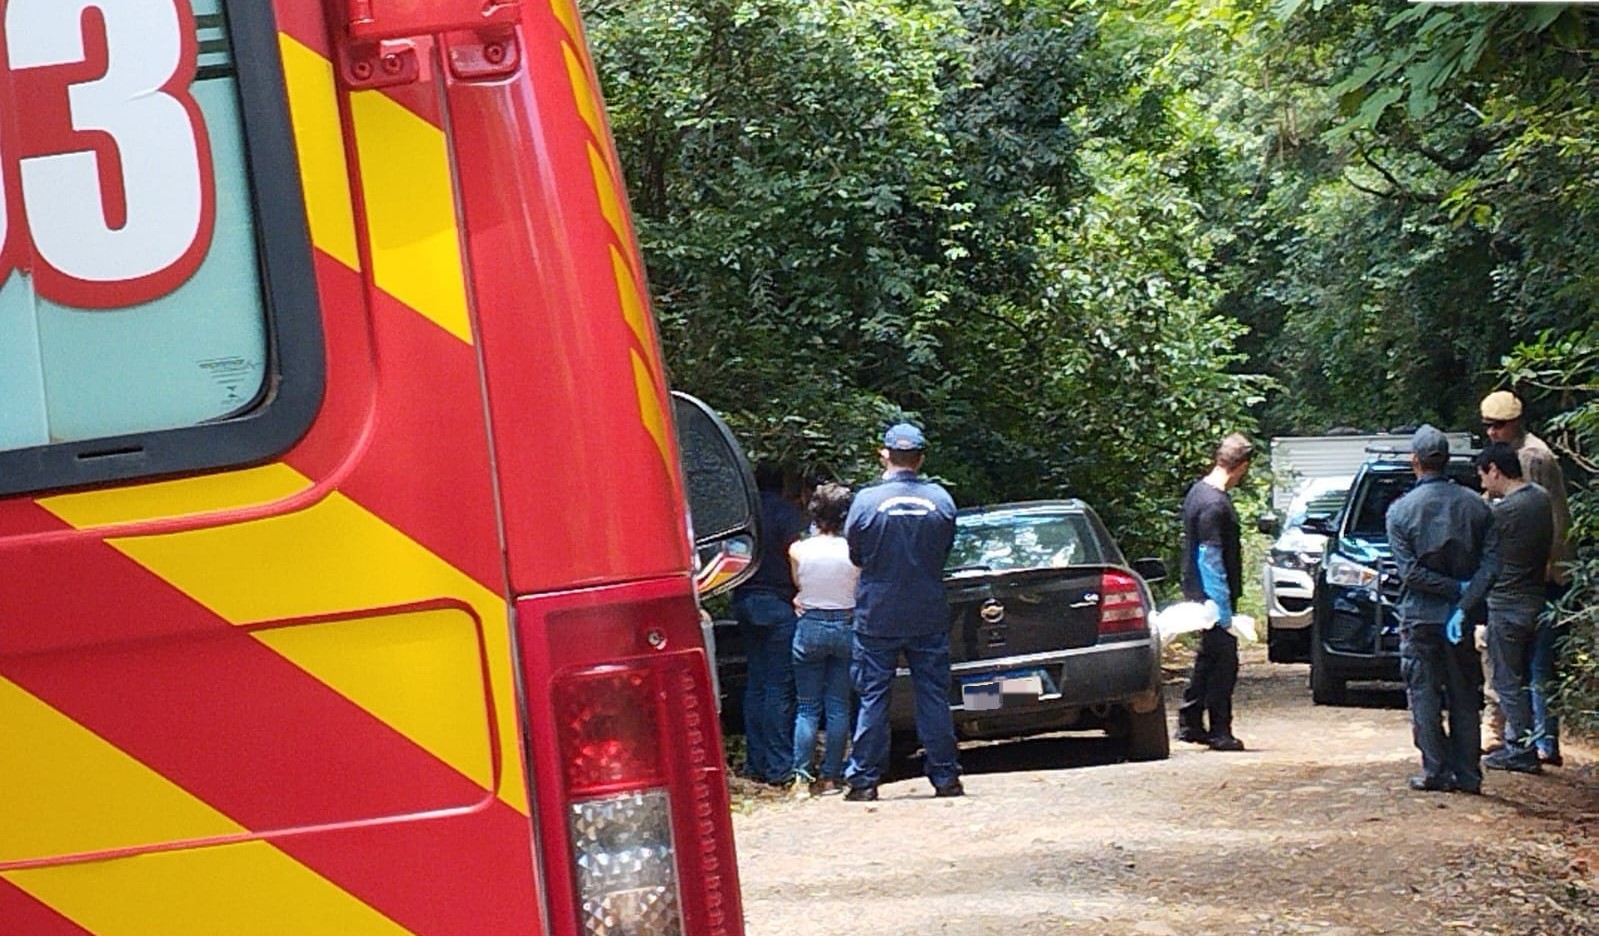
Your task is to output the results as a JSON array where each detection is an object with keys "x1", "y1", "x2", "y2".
[
  {"x1": 883, "y1": 423, "x2": 927, "y2": 451},
  {"x1": 1410, "y1": 424, "x2": 1450, "y2": 459}
]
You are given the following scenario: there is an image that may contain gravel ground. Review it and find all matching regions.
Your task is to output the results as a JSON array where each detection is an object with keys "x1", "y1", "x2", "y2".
[{"x1": 727, "y1": 647, "x2": 1599, "y2": 935}]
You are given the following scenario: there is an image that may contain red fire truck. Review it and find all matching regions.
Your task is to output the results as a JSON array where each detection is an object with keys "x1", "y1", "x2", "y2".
[{"x1": 0, "y1": 2, "x2": 757, "y2": 934}]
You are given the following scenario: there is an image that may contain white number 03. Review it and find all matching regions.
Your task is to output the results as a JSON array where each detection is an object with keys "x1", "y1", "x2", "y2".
[{"x1": 3, "y1": 0, "x2": 215, "y2": 308}]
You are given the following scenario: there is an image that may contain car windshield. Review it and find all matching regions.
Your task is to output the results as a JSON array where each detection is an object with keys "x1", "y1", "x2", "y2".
[
  {"x1": 1344, "y1": 463, "x2": 1481, "y2": 538},
  {"x1": 949, "y1": 511, "x2": 1103, "y2": 572}
]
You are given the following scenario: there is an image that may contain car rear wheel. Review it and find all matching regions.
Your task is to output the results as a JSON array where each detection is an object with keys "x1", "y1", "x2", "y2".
[
  {"x1": 1309, "y1": 621, "x2": 1347, "y2": 706},
  {"x1": 1123, "y1": 695, "x2": 1171, "y2": 761}
]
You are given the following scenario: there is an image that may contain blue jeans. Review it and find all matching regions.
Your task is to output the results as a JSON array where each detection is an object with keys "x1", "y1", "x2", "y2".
[
  {"x1": 1530, "y1": 616, "x2": 1563, "y2": 758},
  {"x1": 791, "y1": 610, "x2": 854, "y2": 781},
  {"x1": 844, "y1": 629, "x2": 960, "y2": 789},
  {"x1": 1401, "y1": 623, "x2": 1483, "y2": 791},
  {"x1": 1487, "y1": 611, "x2": 1538, "y2": 758},
  {"x1": 734, "y1": 590, "x2": 797, "y2": 783}
]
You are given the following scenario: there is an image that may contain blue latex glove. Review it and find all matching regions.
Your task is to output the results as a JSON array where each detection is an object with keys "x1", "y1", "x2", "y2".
[{"x1": 1445, "y1": 607, "x2": 1465, "y2": 645}]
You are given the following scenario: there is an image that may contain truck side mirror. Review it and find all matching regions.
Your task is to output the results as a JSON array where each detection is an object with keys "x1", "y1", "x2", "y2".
[
  {"x1": 1256, "y1": 514, "x2": 1280, "y2": 537},
  {"x1": 1300, "y1": 516, "x2": 1336, "y2": 537},
  {"x1": 672, "y1": 391, "x2": 761, "y2": 598}
]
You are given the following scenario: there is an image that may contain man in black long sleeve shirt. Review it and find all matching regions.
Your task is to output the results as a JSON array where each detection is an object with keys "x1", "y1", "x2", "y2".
[{"x1": 1175, "y1": 433, "x2": 1253, "y2": 752}]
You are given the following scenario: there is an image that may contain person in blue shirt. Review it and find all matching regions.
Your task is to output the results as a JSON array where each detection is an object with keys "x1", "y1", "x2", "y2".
[
  {"x1": 840, "y1": 423, "x2": 961, "y2": 801},
  {"x1": 1386, "y1": 425, "x2": 1498, "y2": 794},
  {"x1": 1175, "y1": 433, "x2": 1254, "y2": 752},
  {"x1": 732, "y1": 463, "x2": 807, "y2": 784}
]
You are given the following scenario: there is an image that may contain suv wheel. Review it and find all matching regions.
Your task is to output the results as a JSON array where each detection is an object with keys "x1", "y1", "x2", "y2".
[{"x1": 1309, "y1": 621, "x2": 1347, "y2": 706}]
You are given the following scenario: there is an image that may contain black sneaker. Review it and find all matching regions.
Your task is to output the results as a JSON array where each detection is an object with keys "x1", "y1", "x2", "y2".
[
  {"x1": 1539, "y1": 750, "x2": 1564, "y2": 767},
  {"x1": 843, "y1": 784, "x2": 878, "y2": 802},
  {"x1": 1407, "y1": 775, "x2": 1454, "y2": 792},
  {"x1": 1175, "y1": 727, "x2": 1211, "y2": 745},
  {"x1": 1207, "y1": 735, "x2": 1246, "y2": 752},
  {"x1": 933, "y1": 779, "x2": 965, "y2": 798}
]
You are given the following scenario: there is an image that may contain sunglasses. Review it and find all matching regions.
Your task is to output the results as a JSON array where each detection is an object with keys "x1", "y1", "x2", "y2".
[{"x1": 1482, "y1": 419, "x2": 1509, "y2": 430}]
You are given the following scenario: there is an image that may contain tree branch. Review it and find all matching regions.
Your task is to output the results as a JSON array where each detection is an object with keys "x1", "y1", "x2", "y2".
[
  {"x1": 1410, "y1": 129, "x2": 1512, "y2": 173},
  {"x1": 1351, "y1": 141, "x2": 1442, "y2": 203}
]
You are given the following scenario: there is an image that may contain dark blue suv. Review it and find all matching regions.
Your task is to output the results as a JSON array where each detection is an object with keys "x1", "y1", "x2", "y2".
[{"x1": 1302, "y1": 452, "x2": 1481, "y2": 705}]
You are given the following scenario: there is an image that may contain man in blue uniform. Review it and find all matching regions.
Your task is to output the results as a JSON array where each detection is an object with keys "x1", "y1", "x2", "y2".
[
  {"x1": 841, "y1": 423, "x2": 961, "y2": 801},
  {"x1": 1386, "y1": 425, "x2": 1498, "y2": 794}
]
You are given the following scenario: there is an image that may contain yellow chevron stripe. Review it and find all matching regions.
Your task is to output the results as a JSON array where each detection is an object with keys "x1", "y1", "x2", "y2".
[
  {"x1": 48, "y1": 478, "x2": 526, "y2": 815},
  {"x1": 252, "y1": 606, "x2": 493, "y2": 791},
  {"x1": 37, "y1": 463, "x2": 311, "y2": 530},
  {"x1": 562, "y1": 41, "x2": 602, "y2": 141},
  {"x1": 587, "y1": 143, "x2": 628, "y2": 255},
  {"x1": 551, "y1": 0, "x2": 581, "y2": 42},
  {"x1": 7, "y1": 842, "x2": 410, "y2": 936},
  {"x1": 349, "y1": 89, "x2": 474, "y2": 345},
  {"x1": 630, "y1": 349, "x2": 671, "y2": 465},
  {"x1": 280, "y1": 35, "x2": 361, "y2": 271},
  {"x1": 0, "y1": 677, "x2": 236, "y2": 862},
  {"x1": 0, "y1": 678, "x2": 410, "y2": 935},
  {"x1": 567, "y1": 26, "x2": 674, "y2": 475},
  {"x1": 610, "y1": 245, "x2": 652, "y2": 353}
]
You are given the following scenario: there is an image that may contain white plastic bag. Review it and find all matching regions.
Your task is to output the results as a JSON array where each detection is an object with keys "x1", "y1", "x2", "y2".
[
  {"x1": 1152, "y1": 600, "x2": 1216, "y2": 644},
  {"x1": 1151, "y1": 600, "x2": 1257, "y2": 646}
]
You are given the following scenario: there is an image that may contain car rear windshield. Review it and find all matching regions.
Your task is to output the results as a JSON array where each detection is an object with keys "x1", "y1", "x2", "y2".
[
  {"x1": 949, "y1": 512, "x2": 1104, "y2": 572},
  {"x1": 1344, "y1": 464, "x2": 1481, "y2": 538}
]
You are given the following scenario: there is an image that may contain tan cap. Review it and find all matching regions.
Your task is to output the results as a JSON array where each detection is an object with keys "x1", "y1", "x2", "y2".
[{"x1": 1479, "y1": 390, "x2": 1522, "y2": 422}]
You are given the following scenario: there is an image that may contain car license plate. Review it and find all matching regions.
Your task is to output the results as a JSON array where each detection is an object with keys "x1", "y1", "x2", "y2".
[{"x1": 961, "y1": 672, "x2": 1044, "y2": 711}]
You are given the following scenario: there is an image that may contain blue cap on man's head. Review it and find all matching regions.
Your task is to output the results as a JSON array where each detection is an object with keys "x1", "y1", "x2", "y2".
[
  {"x1": 883, "y1": 423, "x2": 927, "y2": 451},
  {"x1": 1410, "y1": 424, "x2": 1450, "y2": 460}
]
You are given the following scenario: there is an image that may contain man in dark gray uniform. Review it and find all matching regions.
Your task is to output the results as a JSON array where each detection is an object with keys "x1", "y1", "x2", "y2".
[
  {"x1": 841, "y1": 423, "x2": 961, "y2": 801},
  {"x1": 1476, "y1": 442, "x2": 1554, "y2": 774},
  {"x1": 1386, "y1": 426, "x2": 1499, "y2": 794}
]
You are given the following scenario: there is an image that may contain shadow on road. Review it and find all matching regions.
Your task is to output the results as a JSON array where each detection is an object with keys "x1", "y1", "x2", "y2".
[
  {"x1": 891, "y1": 731, "x2": 1127, "y2": 780},
  {"x1": 1334, "y1": 682, "x2": 1409, "y2": 709},
  {"x1": 888, "y1": 677, "x2": 1409, "y2": 781}
]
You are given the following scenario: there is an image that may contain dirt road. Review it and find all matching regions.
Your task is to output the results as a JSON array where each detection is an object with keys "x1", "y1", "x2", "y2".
[{"x1": 729, "y1": 649, "x2": 1599, "y2": 935}]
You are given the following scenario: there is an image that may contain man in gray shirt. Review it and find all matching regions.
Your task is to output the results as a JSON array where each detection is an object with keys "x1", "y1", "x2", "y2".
[
  {"x1": 1386, "y1": 426, "x2": 1498, "y2": 794},
  {"x1": 1476, "y1": 442, "x2": 1554, "y2": 773}
]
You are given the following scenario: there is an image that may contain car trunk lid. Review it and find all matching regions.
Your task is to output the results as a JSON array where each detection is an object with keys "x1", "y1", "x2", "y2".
[{"x1": 946, "y1": 566, "x2": 1123, "y2": 664}]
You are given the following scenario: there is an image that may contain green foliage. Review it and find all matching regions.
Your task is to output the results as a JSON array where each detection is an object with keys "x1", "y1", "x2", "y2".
[
  {"x1": 1503, "y1": 329, "x2": 1599, "y2": 732},
  {"x1": 584, "y1": 1, "x2": 1596, "y2": 723},
  {"x1": 584, "y1": 0, "x2": 1263, "y2": 561},
  {"x1": 584, "y1": 0, "x2": 967, "y2": 479}
]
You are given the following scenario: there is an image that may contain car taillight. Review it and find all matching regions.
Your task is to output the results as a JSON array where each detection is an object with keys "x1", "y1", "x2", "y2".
[{"x1": 1099, "y1": 570, "x2": 1147, "y2": 635}]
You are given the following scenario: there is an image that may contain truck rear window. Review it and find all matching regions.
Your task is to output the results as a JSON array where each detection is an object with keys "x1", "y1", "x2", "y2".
[{"x1": 0, "y1": 0, "x2": 321, "y2": 496}]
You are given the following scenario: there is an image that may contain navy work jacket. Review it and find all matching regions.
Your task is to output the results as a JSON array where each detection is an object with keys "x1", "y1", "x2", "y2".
[
  {"x1": 845, "y1": 470, "x2": 957, "y2": 638},
  {"x1": 1385, "y1": 475, "x2": 1499, "y2": 627}
]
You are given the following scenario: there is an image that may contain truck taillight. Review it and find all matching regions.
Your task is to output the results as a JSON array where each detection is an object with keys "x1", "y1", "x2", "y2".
[
  {"x1": 1098, "y1": 570, "x2": 1147, "y2": 635},
  {"x1": 556, "y1": 667, "x2": 683, "y2": 936},
  {"x1": 551, "y1": 652, "x2": 739, "y2": 936}
]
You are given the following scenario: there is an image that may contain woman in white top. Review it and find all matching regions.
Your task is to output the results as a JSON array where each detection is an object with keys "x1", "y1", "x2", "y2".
[{"x1": 788, "y1": 483, "x2": 859, "y2": 795}]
